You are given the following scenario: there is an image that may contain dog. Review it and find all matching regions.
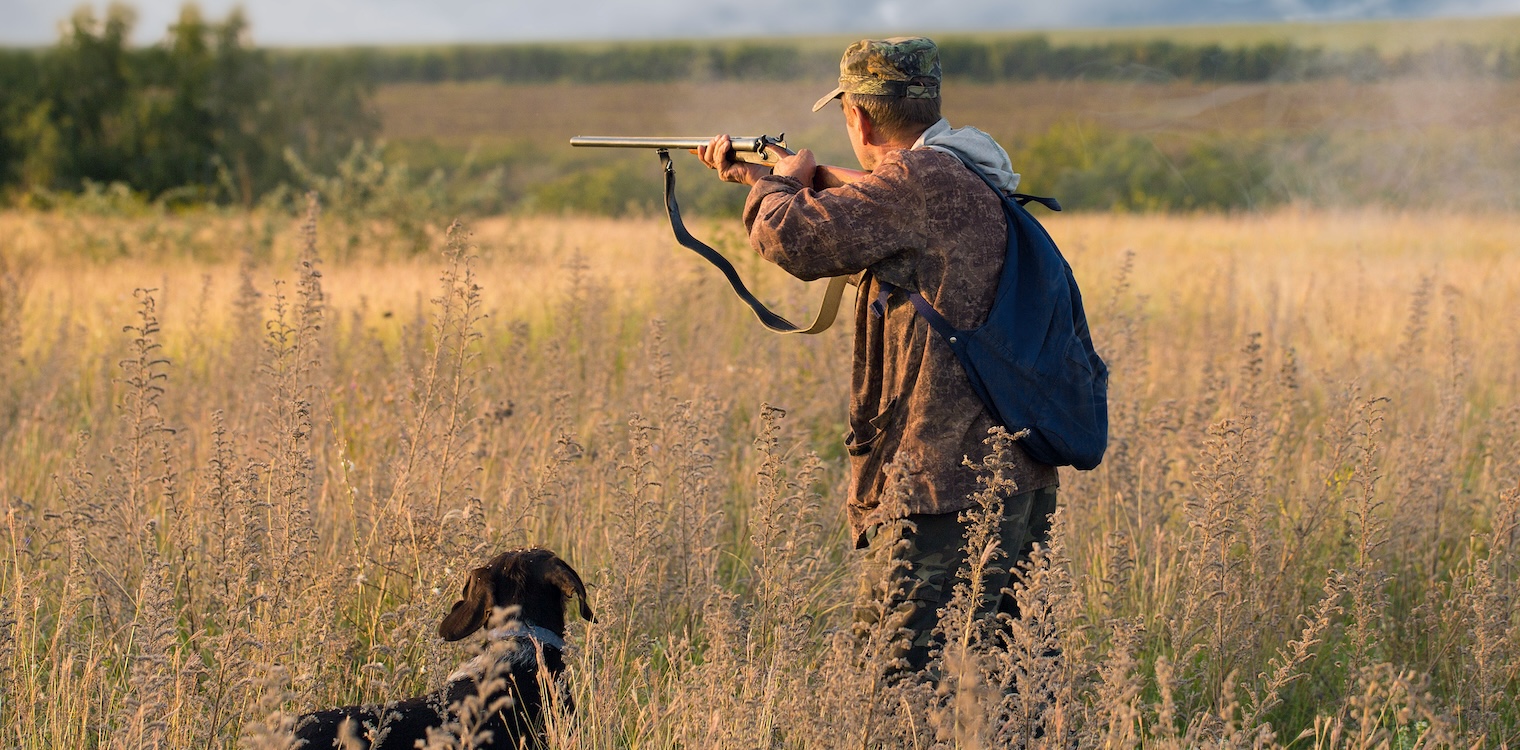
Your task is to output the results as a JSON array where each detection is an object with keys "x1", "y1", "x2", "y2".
[{"x1": 293, "y1": 548, "x2": 595, "y2": 749}]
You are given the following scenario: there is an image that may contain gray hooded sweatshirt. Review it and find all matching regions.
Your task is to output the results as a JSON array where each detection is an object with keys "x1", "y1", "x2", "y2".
[{"x1": 913, "y1": 118, "x2": 1021, "y2": 194}]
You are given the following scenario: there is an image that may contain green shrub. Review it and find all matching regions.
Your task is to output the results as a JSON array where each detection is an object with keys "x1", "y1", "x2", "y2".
[{"x1": 1013, "y1": 124, "x2": 1285, "y2": 211}]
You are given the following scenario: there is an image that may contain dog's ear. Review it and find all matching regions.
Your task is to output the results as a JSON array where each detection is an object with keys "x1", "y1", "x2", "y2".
[
  {"x1": 541, "y1": 556, "x2": 595, "y2": 623},
  {"x1": 439, "y1": 566, "x2": 492, "y2": 641}
]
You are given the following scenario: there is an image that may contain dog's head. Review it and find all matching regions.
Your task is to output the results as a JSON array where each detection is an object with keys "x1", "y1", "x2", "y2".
[{"x1": 438, "y1": 547, "x2": 595, "y2": 642}]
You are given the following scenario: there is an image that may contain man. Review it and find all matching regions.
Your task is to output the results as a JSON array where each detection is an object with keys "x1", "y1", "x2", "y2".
[{"x1": 695, "y1": 37, "x2": 1059, "y2": 676}]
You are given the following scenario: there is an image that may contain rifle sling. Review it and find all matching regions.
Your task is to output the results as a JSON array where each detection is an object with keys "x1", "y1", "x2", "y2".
[{"x1": 657, "y1": 149, "x2": 847, "y2": 335}]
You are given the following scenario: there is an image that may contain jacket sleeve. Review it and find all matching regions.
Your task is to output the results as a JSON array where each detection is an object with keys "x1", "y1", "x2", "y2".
[{"x1": 741, "y1": 154, "x2": 926, "y2": 282}]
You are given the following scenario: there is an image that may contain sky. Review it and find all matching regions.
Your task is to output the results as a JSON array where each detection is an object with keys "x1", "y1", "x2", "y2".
[{"x1": 4, "y1": 0, "x2": 1520, "y2": 46}]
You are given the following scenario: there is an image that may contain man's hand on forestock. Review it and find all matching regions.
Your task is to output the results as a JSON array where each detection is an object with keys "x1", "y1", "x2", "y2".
[
  {"x1": 773, "y1": 148, "x2": 817, "y2": 188},
  {"x1": 694, "y1": 135, "x2": 770, "y2": 186}
]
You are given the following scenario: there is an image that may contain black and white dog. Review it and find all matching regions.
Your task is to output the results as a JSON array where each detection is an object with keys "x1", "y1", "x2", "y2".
[{"x1": 293, "y1": 548, "x2": 595, "y2": 749}]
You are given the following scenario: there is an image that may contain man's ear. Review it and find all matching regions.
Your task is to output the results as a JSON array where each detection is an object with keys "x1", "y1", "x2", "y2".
[
  {"x1": 847, "y1": 103, "x2": 880, "y2": 146},
  {"x1": 438, "y1": 567, "x2": 492, "y2": 641},
  {"x1": 541, "y1": 556, "x2": 595, "y2": 623}
]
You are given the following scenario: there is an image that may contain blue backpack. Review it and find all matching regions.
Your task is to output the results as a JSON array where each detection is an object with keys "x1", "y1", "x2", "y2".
[{"x1": 881, "y1": 155, "x2": 1109, "y2": 470}]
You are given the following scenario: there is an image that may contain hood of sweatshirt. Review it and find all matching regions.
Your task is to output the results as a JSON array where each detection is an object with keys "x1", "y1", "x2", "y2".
[{"x1": 913, "y1": 118, "x2": 1020, "y2": 194}]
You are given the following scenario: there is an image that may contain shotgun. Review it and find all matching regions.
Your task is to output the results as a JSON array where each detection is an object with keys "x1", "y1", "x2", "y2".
[
  {"x1": 569, "y1": 134, "x2": 866, "y2": 189},
  {"x1": 568, "y1": 133, "x2": 867, "y2": 335}
]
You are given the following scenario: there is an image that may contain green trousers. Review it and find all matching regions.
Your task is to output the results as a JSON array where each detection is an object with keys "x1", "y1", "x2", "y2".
[{"x1": 852, "y1": 486, "x2": 1059, "y2": 677}]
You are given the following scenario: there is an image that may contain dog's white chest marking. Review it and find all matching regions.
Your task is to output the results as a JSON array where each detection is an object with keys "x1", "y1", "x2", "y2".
[{"x1": 447, "y1": 621, "x2": 565, "y2": 683}]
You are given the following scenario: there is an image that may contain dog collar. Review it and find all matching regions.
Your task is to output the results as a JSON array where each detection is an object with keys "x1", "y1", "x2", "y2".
[
  {"x1": 447, "y1": 620, "x2": 565, "y2": 683},
  {"x1": 484, "y1": 622, "x2": 566, "y2": 652}
]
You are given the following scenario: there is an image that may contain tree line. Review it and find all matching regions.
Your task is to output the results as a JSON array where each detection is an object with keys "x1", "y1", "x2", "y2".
[
  {"x1": 0, "y1": 4, "x2": 374, "y2": 205},
  {"x1": 283, "y1": 35, "x2": 1520, "y2": 86}
]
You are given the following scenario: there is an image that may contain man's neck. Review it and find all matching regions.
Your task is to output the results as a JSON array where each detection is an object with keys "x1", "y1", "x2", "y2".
[
  {"x1": 900, "y1": 125, "x2": 932, "y2": 148},
  {"x1": 859, "y1": 134, "x2": 923, "y2": 170}
]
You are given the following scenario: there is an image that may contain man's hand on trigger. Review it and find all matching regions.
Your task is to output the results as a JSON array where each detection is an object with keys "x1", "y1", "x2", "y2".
[
  {"x1": 773, "y1": 148, "x2": 817, "y2": 187},
  {"x1": 692, "y1": 135, "x2": 770, "y2": 186}
]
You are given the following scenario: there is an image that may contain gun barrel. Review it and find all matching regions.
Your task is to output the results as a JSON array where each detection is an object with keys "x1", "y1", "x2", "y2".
[{"x1": 570, "y1": 135, "x2": 780, "y2": 153}]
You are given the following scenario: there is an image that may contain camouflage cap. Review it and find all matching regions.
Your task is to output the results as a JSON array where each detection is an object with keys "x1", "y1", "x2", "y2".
[{"x1": 812, "y1": 36, "x2": 942, "y2": 113}]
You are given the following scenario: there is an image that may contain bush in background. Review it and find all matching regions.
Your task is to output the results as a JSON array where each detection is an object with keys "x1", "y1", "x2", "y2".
[{"x1": 0, "y1": 3, "x2": 374, "y2": 205}]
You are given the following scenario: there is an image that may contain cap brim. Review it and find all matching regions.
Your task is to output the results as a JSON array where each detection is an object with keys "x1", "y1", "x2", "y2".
[{"x1": 811, "y1": 87, "x2": 845, "y2": 113}]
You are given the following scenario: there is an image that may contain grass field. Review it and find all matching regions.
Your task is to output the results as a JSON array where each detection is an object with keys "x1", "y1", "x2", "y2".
[
  {"x1": 376, "y1": 78, "x2": 1520, "y2": 147},
  {"x1": 2, "y1": 203, "x2": 1517, "y2": 747},
  {"x1": 369, "y1": 75, "x2": 1520, "y2": 215}
]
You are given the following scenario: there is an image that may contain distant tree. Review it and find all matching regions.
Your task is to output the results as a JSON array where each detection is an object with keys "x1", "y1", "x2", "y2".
[
  {"x1": 0, "y1": 49, "x2": 47, "y2": 187},
  {"x1": 0, "y1": 1, "x2": 374, "y2": 204},
  {"x1": 708, "y1": 44, "x2": 807, "y2": 80},
  {"x1": 29, "y1": 4, "x2": 138, "y2": 189}
]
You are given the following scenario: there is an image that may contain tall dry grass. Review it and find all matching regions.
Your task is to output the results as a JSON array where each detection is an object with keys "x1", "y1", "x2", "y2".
[{"x1": 1, "y1": 203, "x2": 1517, "y2": 748}]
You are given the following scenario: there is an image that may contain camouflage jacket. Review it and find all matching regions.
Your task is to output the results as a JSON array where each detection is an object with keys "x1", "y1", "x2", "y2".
[{"x1": 742, "y1": 147, "x2": 1059, "y2": 547}]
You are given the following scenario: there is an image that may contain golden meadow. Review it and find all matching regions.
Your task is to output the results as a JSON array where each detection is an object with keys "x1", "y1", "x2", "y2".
[{"x1": 1, "y1": 198, "x2": 1516, "y2": 747}]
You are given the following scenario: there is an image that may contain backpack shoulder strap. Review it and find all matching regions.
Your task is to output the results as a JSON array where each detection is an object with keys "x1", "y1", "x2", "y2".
[
  {"x1": 1012, "y1": 193, "x2": 1062, "y2": 211},
  {"x1": 938, "y1": 149, "x2": 1062, "y2": 214},
  {"x1": 880, "y1": 150, "x2": 1060, "y2": 338}
]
